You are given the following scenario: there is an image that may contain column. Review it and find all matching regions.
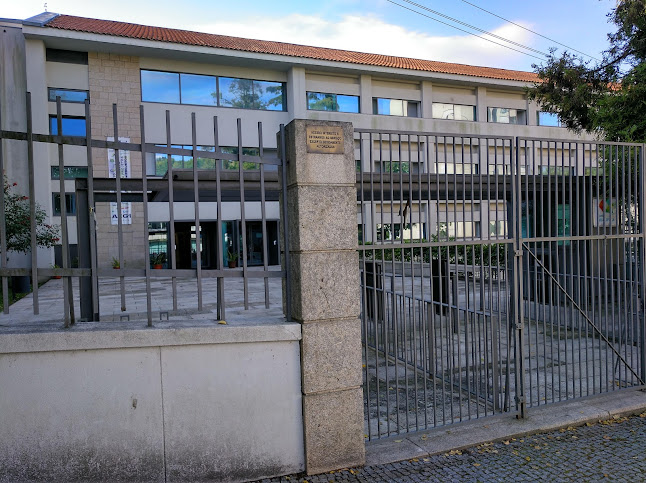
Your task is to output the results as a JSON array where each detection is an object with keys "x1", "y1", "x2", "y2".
[{"x1": 283, "y1": 119, "x2": 365, "y2": 474}]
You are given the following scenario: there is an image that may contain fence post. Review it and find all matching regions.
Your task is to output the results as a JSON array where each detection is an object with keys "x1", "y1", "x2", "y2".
[{"x1": 282, "y1": 119, "x2": 365, "y2": 474}]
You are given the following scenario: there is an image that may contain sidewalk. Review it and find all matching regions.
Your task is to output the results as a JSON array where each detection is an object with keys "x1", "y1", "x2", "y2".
[{"x1": 258, "y1": 388, "x2": 646, "y2": 482}]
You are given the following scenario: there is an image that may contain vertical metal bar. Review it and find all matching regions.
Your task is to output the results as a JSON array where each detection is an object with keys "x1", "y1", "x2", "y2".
[
  {"x1": 280, "y1": 124, "x2": 291, "y2": 322},
  {"x1": 166, "y1": 111, "x2": 178, "y2": 312},
  {"x1": 191, "y1": 113, "x2": 203, "y2": 311},
  {"x1": 56, "y1": 97, "x2": 71, "y2": 327},
  {"x1": 85, "y1": 99, "x2": 99, "y2": 320},
  {"x1": 237, "y1": 119, "x2": 249, "y2": 309},
  {"x1": 0, "y1": 101, "x2": 9, "y2": 313},
  {"x1": 112, "y1": 104, "x2": 126, "y2": 313},
  {"x1": 25, "y1": 94, "x2": 40, "y2": 315},
  {"x1": 640, "y1": 144, "x2": 646, "y2": 383},
  {"x1": 214, "y1": 117, "x2": 225, "y2": 320},
  {"x1": 139, "y1": 106, "x2": 152, "y2": 326},
  {"x1": 513, "y1": 136, "x2": 526, "y2": 417},
  {"x1": 258, "y1": 123, "x2": 270, "y2": 308}
]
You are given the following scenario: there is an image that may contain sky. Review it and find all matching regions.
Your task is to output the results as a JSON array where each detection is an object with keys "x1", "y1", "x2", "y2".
[{"x1": 2, "y1": 0, "x2": 617, "y2": 72}]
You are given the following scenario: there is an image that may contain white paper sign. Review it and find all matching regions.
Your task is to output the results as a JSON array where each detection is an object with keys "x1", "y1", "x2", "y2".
[
  {"x1": 107, "y1": 136, "x2": 131, "y2": 179},
  {"x1": 592, "y1": 198, "x2": 618, "y2": 227},
  {"x1": 110, "y1": 202, "x2": 132, "y2": 225}
]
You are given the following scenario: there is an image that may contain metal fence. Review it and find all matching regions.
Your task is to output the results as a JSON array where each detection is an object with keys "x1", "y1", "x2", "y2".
[
  {"x1": 0, "y1": 93, "x2": 289, "y2": 326},
  {"x1": 357, "y1": 129, "x2": 645, "y2": 441}
]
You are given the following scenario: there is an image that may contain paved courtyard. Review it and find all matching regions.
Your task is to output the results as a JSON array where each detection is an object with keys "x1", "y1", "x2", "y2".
[{"x1": 259, "y1": 412, "x2": 646, "y2": 482}]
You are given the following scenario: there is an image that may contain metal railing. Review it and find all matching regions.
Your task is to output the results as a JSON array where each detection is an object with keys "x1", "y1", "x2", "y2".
[
  {"x1": 0, "y1": 93, "x2": 289, "y2": 326},
  {"x1": 357, "y1": 128, "x2": 645, "y2": 440}
]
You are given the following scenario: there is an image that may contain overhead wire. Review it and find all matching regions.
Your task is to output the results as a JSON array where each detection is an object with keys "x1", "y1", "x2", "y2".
[
  {"x1": 398, "y1": 0, "x2": 549, "y2": 57},
  {"x1": 385, "y1": 0, "x2": 547, "y2": 62},
  {"x1": 458, "y1": 0, "x2": 601, "y2": 61}
]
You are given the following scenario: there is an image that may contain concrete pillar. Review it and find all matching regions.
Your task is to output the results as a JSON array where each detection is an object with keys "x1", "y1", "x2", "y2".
[
  {"x1": 283, "y1": 119, "x2": 365, "y2": 474},
  {"x1": 287, "y1": 67, "x2": 307, "y2": 119},
  {"x1": 359, "y1": 74, "x2": 372, "y2": 115},
  {"x1": 476, "y1": 86, "x2": 488, "y2": 124},
  {"x1": 421, "y1": 80, "x2": 433, "y2": 119}
]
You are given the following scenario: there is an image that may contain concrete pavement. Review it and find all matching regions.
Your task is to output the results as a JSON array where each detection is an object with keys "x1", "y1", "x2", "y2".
[{"x1": 258, "y1": 388, "x2": 646, "y2": 482}]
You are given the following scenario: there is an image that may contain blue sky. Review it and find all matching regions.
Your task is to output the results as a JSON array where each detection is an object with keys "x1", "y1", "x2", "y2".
[{"x1": 3, "y1": 0, "x2": 616, "y2": 72}]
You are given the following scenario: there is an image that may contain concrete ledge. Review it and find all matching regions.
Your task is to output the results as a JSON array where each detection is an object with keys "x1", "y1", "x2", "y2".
[
  {"x1": 366, "y1": 388, "x2": 646, "y2": 467},
  {"x1": 0, "y1": 321, "x2": 302, "y2": 354}
]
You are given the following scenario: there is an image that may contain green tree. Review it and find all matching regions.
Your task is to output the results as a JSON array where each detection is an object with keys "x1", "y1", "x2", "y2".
[
  {"x1": 221, "y1": 79, "x2": 283, "y2": 110},
  {"x1": 527, "y1": 0, "x2": 646, "y2": 142},
  {"x1": 307, "y1": 92, "x2": 340, "y2": 111},
  {"x1": 2, "y1": 179, "x2": 59, "y2": 253}
]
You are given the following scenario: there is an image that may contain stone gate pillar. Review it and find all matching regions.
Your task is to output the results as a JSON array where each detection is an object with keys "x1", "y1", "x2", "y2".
[{"x1": 283, "y1": 119, "x2": 365, "y2": 474}]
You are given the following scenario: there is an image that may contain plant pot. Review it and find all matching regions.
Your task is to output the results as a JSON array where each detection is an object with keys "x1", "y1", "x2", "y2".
[
  {"x1": 228, "y1": 260, "x2": 237, "y2": 268},
  {"x1": 53, "y1": 275, "x2": 61, "y2": 280},
  {"x1": 153, "y1": 264, "x2": 163, "y2": 269}
]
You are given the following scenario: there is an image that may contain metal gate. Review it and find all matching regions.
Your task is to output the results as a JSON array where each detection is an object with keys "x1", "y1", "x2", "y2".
[{"x1": 357, "y1": 129, "x2": 645, "y2": 441}]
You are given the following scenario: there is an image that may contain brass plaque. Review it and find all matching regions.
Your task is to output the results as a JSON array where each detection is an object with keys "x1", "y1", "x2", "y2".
[{"x1": 306, "y1": 125, "x2": 344, "y2": 154}]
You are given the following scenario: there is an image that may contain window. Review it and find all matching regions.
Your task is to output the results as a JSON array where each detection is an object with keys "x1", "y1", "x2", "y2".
[
  {"x1": 537, "y1": 112, "x2": 562, "y2": 127},
  {"x1": 489, "y1": 220, "x2": 508, "y2": 238},
  {"x1": 49, "y1": 116, "x2": 86, "y2": 136},
  {"x1": 51, "y1": 166, "x2": 88, "y2": 179},
  {"x1": 381, "y1": 161, "x2": 411, "y2": 173},
  {"x1": 141, "y1": 70, "x2": 180, "y2": 103},
  {"x1": 52, "y1": 193, "x2": 76, "y2": 216},
  {"x1": 180, "y1": 73, "x2": 217, "y2": 106},
  {"x1": 437, "y1": 221, "x2": 480, "y2": 240},
  {"x1": 48, "y1": 88, "x2": 89, "y2": 103},
  {"x1": 376, "y1": 223, "x2": 424, "y2": 241},
  {"x1": 436, "y1": 163, "x2": 477, "y2": 175},
  {"x1": 141, "y1": 70, "x2": 285, "y2": 111},
  {"x1": 307, "y1": 92, "x2": 359, "y2": 113},
  {"x1": 373, "y1": 98, "x2": 419, "y2": 117},
  {"x1": 556, "y1": 204, "x2": 571, "y2": 246},
  {"x1": 146, "y1": 146, "x2": 273, "y2": 176},
  {"x1": 218, "y1": 78, "x2": 284, "y2": 110},
  {"x1": 487, "y1": 107, "x2": 526, "y2": 125},
  {"x1": 432, "y1": 103, "x2": 476, "y2": 121},
  {"x1": 45, "y1": 49, "x2": 88, "y2": 65}
]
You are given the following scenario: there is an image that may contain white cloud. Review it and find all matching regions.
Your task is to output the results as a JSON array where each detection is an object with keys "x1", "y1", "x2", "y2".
[{"x1": 192, "y1": 13, "x2": 539, "y2": 71}]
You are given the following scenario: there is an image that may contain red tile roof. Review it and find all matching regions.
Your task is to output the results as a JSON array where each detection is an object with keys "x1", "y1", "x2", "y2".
[{"x1": 44, "y1": 14, "x2": 539, "y2": 83}]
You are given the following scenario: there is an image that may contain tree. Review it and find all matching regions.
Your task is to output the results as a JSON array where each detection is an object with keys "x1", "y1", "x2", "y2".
[
  {"x1": 2, "y1": 178, "x2": 59, "y2": 253},
  {"x1": 527, "y1": 0, "x2": 646, "y2": 142}
]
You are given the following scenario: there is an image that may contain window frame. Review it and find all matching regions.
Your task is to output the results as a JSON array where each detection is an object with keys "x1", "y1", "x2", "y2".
[
  {"x1": 487, "y1": 107, "x2": 527, "y2": 125},
  {"x1": 140, "y1": 69, "x2": 286, "y2": 111},
  {"x1": 306, "y1": 92, "x2": 360, "y2": 113},
  {"x1": 48, "y1": 88, "x2": 90, "y2": 104},
  {"x1": 431, "y1": 102, "x2": 476, "y2": 121},
  {"x1": 372, "y1": 97, "x2": 420, "y2": 117},
  {"x1": 48, "y1": 115, "x2": 87, "y2": 136},
  {"x1": 52, "y1": 193, "x2": 77, "y2": 216}
]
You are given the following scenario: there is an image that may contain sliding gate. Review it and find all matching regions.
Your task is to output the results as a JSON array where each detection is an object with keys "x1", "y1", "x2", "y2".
[{"x1": 358, "y1": 129, "x2": 645, "y2": 441}]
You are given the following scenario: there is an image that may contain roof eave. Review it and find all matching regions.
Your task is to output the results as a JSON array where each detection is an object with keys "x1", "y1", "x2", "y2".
[{"x1": 22, "y1": 25, "x2": 534, "y2": 88}]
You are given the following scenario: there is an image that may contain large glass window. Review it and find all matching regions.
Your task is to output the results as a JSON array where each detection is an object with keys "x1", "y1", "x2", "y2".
[
  {"x1": 142, "y1": 70, "x2": 285, "y2": 111},
  {"x1": 52, "y1": 193, "x2": 76, "y2": 216},
  {"x1": 51, "y1": 166, "x2": 89, "y2": 179},
  {"x1": 180, "y1": 73, "x2": 217, "y2": 106},
  {"x1": 437, "y1": 221, "x2": 480, "y2": 240},
  {"x1": 307, "y1": 92, "x2": 359, "y2": 113},
  {"x1": 48, "y1": 88, "x2": 89, "y2": 103},
  {"x1": 432, "y1": 103, "x2": 476, "y2": 121},
  {"x1": 49, "y1": 116, "x2": 86, "y2": 136},
  {"x1": 373, "y1": 98, "x2": 419, "y2": 117},
  {"x1": 147, "y1": 145, "x2": 275, "y2": 176},
  {"x1": 141, "y1": 70, "x2": 180, "y2": 103},
  {"x1": 537, "y1": 111, "x2": 562, "y2": 127},
  {"x1": 487, "y1": 107, "x2": 526, "y2": 125},
  {"x1": 219, "y1": 78, "x2": 284, "y2": 110}
]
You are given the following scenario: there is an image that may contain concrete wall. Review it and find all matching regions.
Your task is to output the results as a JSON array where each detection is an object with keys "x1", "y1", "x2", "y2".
[{"x1": 0, "y1": 323, "x2": 305, "y2": 482}]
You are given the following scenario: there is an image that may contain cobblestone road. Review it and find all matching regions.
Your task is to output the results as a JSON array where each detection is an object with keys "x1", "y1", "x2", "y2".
[{"x1": 258, "y1": 413, "x2": 646, "y2": 482}]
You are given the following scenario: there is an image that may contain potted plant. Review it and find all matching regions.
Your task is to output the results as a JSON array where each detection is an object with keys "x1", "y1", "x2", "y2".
[
  {"x1": 51, "y1": 264, "x2": 61, "y2": 279},
  {"x1": 111, "y1": 257, "x2": 121, "y2": 269},
  {"x1": 150, "y1": 252, "x2": 167, "y2": 269},
  {"x1": 227, "y1": 248, "x2": 238, "y2": 268}
]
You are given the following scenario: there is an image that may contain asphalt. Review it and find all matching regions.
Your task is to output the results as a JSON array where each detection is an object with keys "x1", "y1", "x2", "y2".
[{"x1": 257, "y1": 387, "x2": 646, "y2": 482}]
